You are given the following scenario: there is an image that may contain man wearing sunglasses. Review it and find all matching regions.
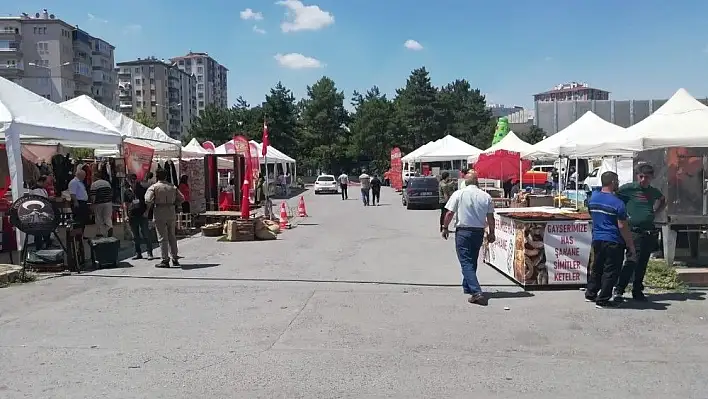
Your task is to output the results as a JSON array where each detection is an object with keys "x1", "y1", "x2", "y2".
[{"x1": 613, "y1": 163, "x2": 666, "y2": 302}]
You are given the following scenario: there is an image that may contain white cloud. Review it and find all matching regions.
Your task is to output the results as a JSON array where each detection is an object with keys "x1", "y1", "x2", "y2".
[
  {"x1": 253, "y1": 25, "x2": 266, "y2": 34},
  {"x1": 122, "y1": 24, "x2": 142, "y2": 35},
  {"x1": 404, "y1": 40, "x2": 423, "y2": 51},
  {"x1": 87, "y1": 13, "x2": 108, "y2": 23},
  {"x1": 240, "y1": 8, "x2": 264, "y2": 21},
  {"x1": 274, "y1": 53, "x2": 323, "y2": 69},
  {"x1": 277, "y1": 0, "x2": 334, "y2": 32}
]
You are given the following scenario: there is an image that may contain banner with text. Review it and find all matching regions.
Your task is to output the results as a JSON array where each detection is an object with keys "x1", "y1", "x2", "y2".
[
  {"x1": 543, "y1": 221, "x2": 591, "y2": 284},
  {"x1": 390, "y1": 147, "x2": 402, "y2": 191},
  {"x1": 123, "y1": 141, "x2": 155, "y2": 181},
  {"x1": 483, "y1": 213, "x2": 516, "y2": 279}
]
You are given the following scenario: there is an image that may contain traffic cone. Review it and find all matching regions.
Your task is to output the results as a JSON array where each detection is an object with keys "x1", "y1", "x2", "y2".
[
  {"x1": 279, "y1": 202, "x2": 289, "y2": 229},
  {"x1": 297, "y1": 195, "x2": 308, "y2": 217}
]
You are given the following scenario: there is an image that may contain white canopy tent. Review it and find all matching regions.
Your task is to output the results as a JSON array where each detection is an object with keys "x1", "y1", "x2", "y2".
[
  {"x1": 571, "y1": 88, "x2": 708, "y2": 158},
  {"x1": 180, "y1": 138, "x2": 233, "y2": 170},
  {"x1": 468, "y1": 131, "x2": 535, "y2": 163},
  {"x1": 525, "y1": 111, "x2": 626, "y2": 160},
  {"x1": 0, "y1": 77, "x2": 123, "y2": 247},
  {"x1": 60, "y1": 95, "x2": 182, "y2": 157},
  {"x1": 401, "y1": 140, "x2": 436, "y2": 163},
  {"x1": 415, "y1": 135, "x2": 482, "y2": 162}
]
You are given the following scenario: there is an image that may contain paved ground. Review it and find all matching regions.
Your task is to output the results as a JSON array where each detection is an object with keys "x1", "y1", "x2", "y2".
[{"x1": 1, "y1": 187, "x2": 707, "y2": 398}]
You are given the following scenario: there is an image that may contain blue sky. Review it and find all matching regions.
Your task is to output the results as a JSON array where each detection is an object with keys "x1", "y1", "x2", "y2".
[{"x1": 8, "y1": 0, "x2": 708, "y2": 108}]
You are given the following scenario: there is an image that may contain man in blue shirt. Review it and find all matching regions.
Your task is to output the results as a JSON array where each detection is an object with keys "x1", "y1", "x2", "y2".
[{"x1": 585, "y1": 171, "x2": 636, "y2": 309}]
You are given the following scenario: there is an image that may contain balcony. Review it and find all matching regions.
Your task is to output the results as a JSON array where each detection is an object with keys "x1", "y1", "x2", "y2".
[
  {"x1": 119, "y1": 102, "x2": 133, "y2": 109},
  {"x1": 0, "y1": 45, "x2": 21, "y2": 57},
  {"x1": 0, "y1": 62, "x2": 24, "y2": 77},
  {"x1": 0, "y1": 28, "x2": 21, "y2": 41},
  {"x1": 119, "y1": 91, "x2": 132, "y2": 99}
]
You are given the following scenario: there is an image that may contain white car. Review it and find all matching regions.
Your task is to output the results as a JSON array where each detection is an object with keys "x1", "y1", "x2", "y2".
[{"x1": 314, "y1": 174, "x2": 338, "y2": 194}]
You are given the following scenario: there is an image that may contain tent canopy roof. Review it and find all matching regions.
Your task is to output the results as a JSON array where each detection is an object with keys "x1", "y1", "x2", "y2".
[
  {"x1": 213, "y1": 139, "x2": 296, "y2": 163},
  {"x1": 0, "y1": 77, "x2": 121, "y2": 146},
  {"x1": 401, "y1": 140, "x2": 436, "y2": 162},
  {"x1": 469, "y1": 131, "x2": 535, "y2": 162},
  {"x1": 416, "y1": 135, "x2": 482, "y2": 162}
]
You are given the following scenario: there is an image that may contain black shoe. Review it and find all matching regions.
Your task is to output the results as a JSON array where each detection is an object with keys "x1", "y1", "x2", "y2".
[
  {"x1": 584, "y1": 295, "x2": 596, "y2": 302},
  {"x1": 146, "y1": 253, "x2": 155, "y2": 261},
  {"x1": 595, "y1": 301, "x2": 620, "y2": 309},
  {"x1": 171, "y1": 258, "x2": 180, "y2": 266},
  {"x1": 612, "y1": 288, "x2": 624, "y2": 302},
  {"x1": 155, "y1": 261, "x2": 170, "y2": 268},
  {"x1": 132, "y1": 254, "x2": 143, "y2": 260},
  {"x1": 632, "y1": 292, "x2": 648, "y2": 302}
]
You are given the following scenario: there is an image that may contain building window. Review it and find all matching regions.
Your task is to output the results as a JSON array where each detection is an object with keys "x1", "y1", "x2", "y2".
[
  {"x1": 135, "y1": 90, "x2": 142, "y2": 96},
  {"x1": 149, "y1": 78, "x2": 155, "y2": 84},
  {"x1": 135, "y1": 78, "x2": 141, "y2": 85},
  {"x1": 197, "y1": 83, "x2": 204, "y2": 90},
  {"x1": 197, "y1": 76, "x2": 203, "y2": 82},
  {"x1": 198, "y1": 92, "x2": 204, "y2": 99},
  {"x1": 197, "y1": 66, "x2": 203, "y2": 74},
  {"x1": 198, "y1": 101, "x2": 204, "y2": 107},
  {"x1": 134, "y1": 67, "x2": 140, "y2": 73}
]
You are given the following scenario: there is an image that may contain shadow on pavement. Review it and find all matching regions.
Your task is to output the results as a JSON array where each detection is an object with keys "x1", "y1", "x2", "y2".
[
  {"x1": 272, "y1": 187, "x2": 308, "y2": 200},
  {"x1": 616, "y1": 291, "x2": 705, "y2": 311},
  {"x1": 297, "y1": 223, "x2": 319, "y2": 226},
  {"x1": 486, "y1": 291, "x2": 535, "y2": 300},
  {"x1": 179, "y1": 263, "x2": 220, "y2": 271}
]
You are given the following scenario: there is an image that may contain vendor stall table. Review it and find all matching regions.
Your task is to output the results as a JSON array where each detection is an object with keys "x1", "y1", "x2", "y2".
[
  {"x1": 483, "y1": 206, "x2": 592, "y2": 289},
  {"x1": 202, "y1": 209, "x2": 259, "y2": 224}
]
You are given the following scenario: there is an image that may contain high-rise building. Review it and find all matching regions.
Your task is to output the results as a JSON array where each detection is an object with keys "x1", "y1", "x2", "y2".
[
  {"x1": 0, "y1": 9, "x2": 116, "y2": 108},
  {"x1": 171, "y1": 52, "x2": 228, "y2": 114},
  {"x1": 533, "y1": 82, "x2": 609, "y2": 102},
  {"x1": 116, "y1": 57, "x2": 197, "y2": 138}
]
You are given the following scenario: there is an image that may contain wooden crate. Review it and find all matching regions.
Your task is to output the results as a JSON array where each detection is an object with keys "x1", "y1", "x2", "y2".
[{"x1": 225, "y1": 219, "x2": 255, "y2": 242}]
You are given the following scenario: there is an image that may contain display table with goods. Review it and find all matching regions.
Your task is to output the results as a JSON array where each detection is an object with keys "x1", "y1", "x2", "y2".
[{"x1": 483, "y1": 207, "x2": 592, "y2": 289}]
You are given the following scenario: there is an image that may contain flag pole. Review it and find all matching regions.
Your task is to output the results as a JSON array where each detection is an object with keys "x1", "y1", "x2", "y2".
[{"x1": 263, "y1": 117, "x2": 270, "y2": 202}]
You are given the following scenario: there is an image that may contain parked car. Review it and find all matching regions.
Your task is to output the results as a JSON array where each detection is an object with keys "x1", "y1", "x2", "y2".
[
  {"x1": 402, "y1": 176, "x2": 439, "y2": 210},
  {"x1": 314, "y1": 174, "x2": 338, "y2": 194}
]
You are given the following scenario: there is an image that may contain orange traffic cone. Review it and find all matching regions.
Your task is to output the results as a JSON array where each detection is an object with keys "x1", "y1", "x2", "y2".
[
  {"x1": 279, "y1": 202, "x2": 289, "y2": 229},
  {"x1": 297, "y1": 195, "x2": 308, "y2": 217}
]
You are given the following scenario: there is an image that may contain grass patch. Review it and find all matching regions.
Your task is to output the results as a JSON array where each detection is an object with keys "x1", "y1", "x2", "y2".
[
  {"x1": 643, "y1": 260, "x2": 687, "y2": 292},
  {"x1": 0, "y1": 270, "x2": 37, "y2": 288}
]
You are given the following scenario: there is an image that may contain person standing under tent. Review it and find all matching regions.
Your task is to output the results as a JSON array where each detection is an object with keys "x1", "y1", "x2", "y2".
[
  {"x1": 613, "y1": 163, "x2": 665, "y2": 302},
  {"x1": 178, "y1": 175, "x2": 191, "y2": 214},
  {"x1": 338, "y1": 171, "x2": 349, "y2": 200},
  {"x1": 30, "y1": 175, "x2": 51, "y2": 250},
  {"x1": 90, "y1": 171, "x2": 114, "y2": 237},
  {"x1": 69, "y1": 170, "x2": 90, "y2": 229},
  {"x1": 359, "y1": 170, "x2": 371, "y2": 206},
  {"x1": 441, "y1": 171, "x2": 494, "y2": 306},
  {"x1": 585, "y1": 171, "x2": 635, "y2": 309},
  {"x1": 123, "y1": 173, "x2": 154, "y2": 261},
  {"x1": 145, "y1": 169, "x2": 184, "y2": 268},
  {"x1": 438, "y1": 171, "x2": 456, "y2": 232},
  {"x1": 370, "y1": 174, "x2": 382, "y2": 206}
]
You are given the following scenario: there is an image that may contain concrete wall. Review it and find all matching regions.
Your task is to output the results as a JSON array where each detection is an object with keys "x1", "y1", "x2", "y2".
[{"x1": 535, "y1": 98, "x2": 708, "y2": 135}]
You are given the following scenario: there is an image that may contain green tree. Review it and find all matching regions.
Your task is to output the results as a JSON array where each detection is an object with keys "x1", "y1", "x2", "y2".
[
  {"x1": 522, "y1": 125, "x2": 547, "y2": 144},
  {"x1": 263, "y1": 82, "x2": 299, "y2": 156},
  {"x1": 187, "y1": 105, "x2": 233, "y2": 143},
  {"x1": 348, "y1": 86, "x2": 397, "y2": 172},
  {"x1": 132, "y1": 110, "x2": 158, "y2": 129},
  {"x1": 393, "y1": 67, "x2": 442, "y2": 151},
  {"x1": 437, "y1": 79, "x2": 494, "y2": 149},
  {"x1": 297, "y1": 76, "x2": 350, "y2": 172},
  {"x1": 231, "y1": 97, "x2": 264, "y2": 140}
]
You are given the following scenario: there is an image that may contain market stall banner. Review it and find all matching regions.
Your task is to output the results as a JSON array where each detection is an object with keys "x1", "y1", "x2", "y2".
[
  {"x1": 233, "y1": 135, "x2": 248, "y2": 156},
  {"x1": 544, "y1": 221, "x2": 591, "y2": 284},
  {"x1": 390, "y1": 147, "x2": 402, "y2": 190},
  {"x1": 202, "y1": 141, "x2": 216, "y2": 153},
  {"x1": 248, "y1": 142, "x2": 260, "y2": 181},
  {"x1": 224, "y1": 141, "x2": 236, "y2": 154},
  {"x1": 123, "y1": 142, "x2": 155, "y2": 181},
  {"x1": 484, "y1": 213, "x2": 516, "y2": 277}
]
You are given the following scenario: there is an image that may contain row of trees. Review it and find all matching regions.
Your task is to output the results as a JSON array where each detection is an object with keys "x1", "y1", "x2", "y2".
[{"x1": 186, "y1": 67, "x2": 546, "y2": 173}]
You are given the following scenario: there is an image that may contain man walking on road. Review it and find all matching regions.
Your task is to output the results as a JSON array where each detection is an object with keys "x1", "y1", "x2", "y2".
[
  {"x1": 441, "y1": 171, "x2": 495, "y2": 305},
  {"x1": 614, "y1": 163, "x2": 665, "y2": 302},
  {"x1": 585, "y1": 171, "x2": 636, "y2": 309},
  {"x1": 338, "y1": 171, "x2": 349, "y2": 200},
  {"x1": 145, "y1": 169, "x2": 184, "y2": 268},
  {"x1": 359, "y1": 170, "x2": 371, "y2": 206},
  {"x1": 370, "y1": 174, "x2": 382, "y2": 205}
]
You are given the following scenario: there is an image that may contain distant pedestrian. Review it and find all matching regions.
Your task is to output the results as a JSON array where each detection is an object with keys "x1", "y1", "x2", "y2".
[
  {"x1": 370, "y1": 175, "x2": 382, "y2": 205},
  {"x1": 359, "y1": 170, "x2": 371, "y2": 206},
  {"x1": 458, "y1": 167, "x2": 470, "y2": 190},
  {"x1": 613, "y1": 163, "x2": 665, "y2": 302},
  {"x1": 145, "y1": 169, "x2": 184, "y2": 268},
  {"x1": 441, "y1": 171, "x2": 494, "y2": 305},
  {"x1": 585, "y1": 171, "x2": 635, "y2": 309},
  {"x1": 90, "y1": 171, "x2": 114, "y2": 237},
  {"x1": 438, "y1": 171, "x2": 456, "y2": 232},
  {"x1": 178, "y1": 175, "x2": 191, "y2": 214},
  {"x1": 338, "y1": 171, "x2": 349, "y2": 200}
]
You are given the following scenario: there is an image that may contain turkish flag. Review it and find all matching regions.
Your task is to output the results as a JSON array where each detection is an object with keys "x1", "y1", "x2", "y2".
[{"x1": 261, "y1": 120, "x2": 269, "y2": 157}]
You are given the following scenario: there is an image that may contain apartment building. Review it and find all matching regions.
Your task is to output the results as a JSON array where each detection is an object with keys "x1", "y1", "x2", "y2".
[
  {"x1": 116, "y1": 57, "x2": 197, "y2": 138},
  {"x1": 171, "y1": 52, "x2": 228, "y2": 114},
  {"x1": 0, "y1": 9, "x2": 116, "y2": 108}
]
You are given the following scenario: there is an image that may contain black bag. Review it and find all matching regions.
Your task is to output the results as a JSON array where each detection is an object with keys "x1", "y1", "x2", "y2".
[
  {"x1": 26, "y1": 249, "x2": 65, "y2": 265},
  {"x1": 88, "y1": 237, "x2": 120, "y2": 269}
]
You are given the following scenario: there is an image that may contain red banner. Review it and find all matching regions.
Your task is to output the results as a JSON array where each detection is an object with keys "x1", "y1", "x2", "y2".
[
  {"x1": 248, "y1": 142, "x2": 260, "y2": 181},
  {"x1": 123, "y1": 142, "x2": 154, "y2": 181},
  {"x1": 390, "y1": 147, "x2": 402, "y2": 191},
  {"x1": 233, "y1": 135, "x2": 248, "y2": 156},
  {"x1": 202, "y1": 141, "x2": 216, "y2": 153}
]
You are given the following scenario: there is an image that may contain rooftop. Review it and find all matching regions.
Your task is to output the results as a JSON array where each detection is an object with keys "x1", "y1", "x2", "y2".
[{"x1": 534, "y1": 82, "x2": 609, "y2": 96}]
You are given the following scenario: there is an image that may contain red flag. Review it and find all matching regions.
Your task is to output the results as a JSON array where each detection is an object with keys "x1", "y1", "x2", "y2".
[
  {"x1": 241, "y1": 147, "x2": 252, "y2": 219},
  {"x1": 261, "y1": 120, "x2": 269, "y2": 157}
]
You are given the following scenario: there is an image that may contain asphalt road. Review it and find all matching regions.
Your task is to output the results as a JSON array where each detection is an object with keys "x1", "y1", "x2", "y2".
[{"x1": 1, "y1": 187, "x2": 707, "y2": 398}]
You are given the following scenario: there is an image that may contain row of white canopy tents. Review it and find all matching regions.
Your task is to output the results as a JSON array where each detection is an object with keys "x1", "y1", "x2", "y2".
[
  {"x1": 402, "y1": 135, "x2": 482, "y2": 169},
  {"x1": 182, "y1": 137, "x2": 297, "y2": 175}
]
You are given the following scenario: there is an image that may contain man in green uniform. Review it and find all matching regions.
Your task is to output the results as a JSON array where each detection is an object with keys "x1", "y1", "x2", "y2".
[
  {"x1": 145, "y1": 169, "x2": 185, "y2": 268},
  {"x1": 613, "y1": 163, "x2": 665, "y2": 302}
]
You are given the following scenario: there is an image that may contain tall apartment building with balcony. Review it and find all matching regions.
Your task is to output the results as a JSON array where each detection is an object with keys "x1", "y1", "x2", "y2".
[
  {"x1": 171, "y1": 52, "x2": 228, "y2": 114},
  {"x1": 116, "y1": 57, "x2": 197, "y2": 138},
  {"x1": 0, "y1": 9, "x2": 116, "y2": 108}
]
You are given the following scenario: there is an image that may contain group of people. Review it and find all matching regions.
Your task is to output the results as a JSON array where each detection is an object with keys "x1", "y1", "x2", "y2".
[
  {"x1": 586, "y1": 163, "x2": 665, "y2": 308},
  {"x1": 337, "y1": 170, "x2": 383, "y2": 206},
  {"x1": 58, "y1": 167, "x2": 187, "y2": 268}
]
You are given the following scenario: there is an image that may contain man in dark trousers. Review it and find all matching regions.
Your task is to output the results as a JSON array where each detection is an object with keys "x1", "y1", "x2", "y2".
[
  {"x1": 613, "y1": 163, "x2": 665, "y2": 302},
  {"x1": 585, "y1": 171, "x2": 636, "y2": 309},
  {"x1": 370, "y1": 174, "x2": 382, "y2": 206},
  {"x1": 438, "y1": 171, "x2": 456, "y2": 232}
]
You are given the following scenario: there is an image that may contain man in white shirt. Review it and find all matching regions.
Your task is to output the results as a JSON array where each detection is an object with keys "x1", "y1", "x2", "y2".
[
  {"x1": 69, "y1": 170, "x2": 90, "y2": 228},
  {"x1": 338, "y1": 171, "x2": 349, "y2": 200},
  {"x1": 358, "y1": 170, "x2": 371, "y2": 206},
  {"x1": 442, "y1": 171, "x2": 495, "y2": 305}
]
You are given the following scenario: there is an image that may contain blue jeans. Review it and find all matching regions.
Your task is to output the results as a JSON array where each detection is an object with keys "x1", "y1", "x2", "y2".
[
  {"x1": 455, "y1": 228, "x2": 484, "y2": 295},
  {"x1": 361, "y1": 188, "x2": 370, "y2": 205}
]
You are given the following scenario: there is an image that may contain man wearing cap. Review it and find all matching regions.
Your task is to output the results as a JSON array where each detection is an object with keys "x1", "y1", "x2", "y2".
[
  {"x1": 145, "y1": 169, "x2": 184, "y2": 268},
  {"x1": 613, "y1": 163, "x2": 666, "y2": 302}
]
